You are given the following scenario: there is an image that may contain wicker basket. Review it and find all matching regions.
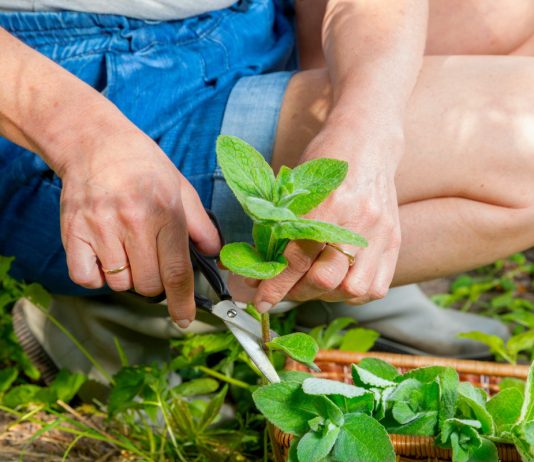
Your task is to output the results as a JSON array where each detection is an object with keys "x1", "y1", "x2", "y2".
[{"x1": 273, "y1": 351, "x2": 530, "y2": 462}]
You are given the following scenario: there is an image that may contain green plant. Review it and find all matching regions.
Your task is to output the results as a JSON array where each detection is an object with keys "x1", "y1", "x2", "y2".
[
  {"x1": 458, "y1": 330, "x2": 534, "y2": 364},
  {"x1": 254, "y1": 355, "x2": 534, "y2": 462},
  {"x1": 216, "y1": 135, "x2": 367, "y2": 279},
  {"x1": 308, "y1": 317, "x2": 379, "y2": 352}
]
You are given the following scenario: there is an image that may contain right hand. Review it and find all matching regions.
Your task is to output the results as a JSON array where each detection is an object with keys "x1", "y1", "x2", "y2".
[{"x1": 57, "y1": 126, "x2": 220, "y2": 327}]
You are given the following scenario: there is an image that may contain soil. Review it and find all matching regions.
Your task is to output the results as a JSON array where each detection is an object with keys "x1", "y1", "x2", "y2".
[{"x1": 0, "y1": 410, "x2": 122, "y2": 462}]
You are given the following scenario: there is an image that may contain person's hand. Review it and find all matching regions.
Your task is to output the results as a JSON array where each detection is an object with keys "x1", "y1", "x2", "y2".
[
  {"x1": 58, "y1": 126, "x2": 220, "y2": 327},
  {"x1": 254, "y1": 124, "x2": 403, "y2": 311}
]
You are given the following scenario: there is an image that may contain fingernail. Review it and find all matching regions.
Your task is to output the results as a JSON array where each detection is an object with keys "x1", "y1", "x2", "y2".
[
  {"x1": 176, "y1": 319, "x2": 191, "y2": 329},
  {"x1": 257, "y1": 301, "x2": 272, "y2": 313}
]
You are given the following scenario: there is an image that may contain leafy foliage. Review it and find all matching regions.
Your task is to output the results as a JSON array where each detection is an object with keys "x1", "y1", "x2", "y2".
[
  {"x1": 255, "y1": 357, "x2": 534, "y2": 462},
  {"x1": 216, "y1": 135, "x2": 367, "y2": 279}
]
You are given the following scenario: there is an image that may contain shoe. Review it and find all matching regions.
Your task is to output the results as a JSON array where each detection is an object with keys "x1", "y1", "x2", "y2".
[
  {"x1": 295, "y1": 284, "x2": 511, "y2": 359},
  {"x1": 12, "y1": 299, "x2": 58, "y2": 385}
]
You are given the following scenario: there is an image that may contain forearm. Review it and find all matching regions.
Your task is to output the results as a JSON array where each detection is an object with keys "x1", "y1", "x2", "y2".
[
  {"x1": 0, "y1": 28, "x2": 131, "y2": 176},
  {"x1": 322, "y1": 0, "x2": 428, "y2": 158}
]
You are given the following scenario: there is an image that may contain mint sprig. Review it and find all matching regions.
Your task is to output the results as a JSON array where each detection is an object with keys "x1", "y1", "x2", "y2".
[{"x1": 216, "y1": 135, "x2": 367, "y2": 279}]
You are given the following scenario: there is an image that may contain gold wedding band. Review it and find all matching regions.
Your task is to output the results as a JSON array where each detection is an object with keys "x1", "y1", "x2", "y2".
[
  {"x1": 326, "y1": 243, "x2": 356, "y2": 267},
  {"x1": 102, "y1": 263, "x2": 130, "y2": 275}
]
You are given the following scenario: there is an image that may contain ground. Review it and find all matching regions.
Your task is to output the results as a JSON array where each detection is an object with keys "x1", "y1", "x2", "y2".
[{"x1": 0, "y1": 249, "x2": 532, "y2": 461}]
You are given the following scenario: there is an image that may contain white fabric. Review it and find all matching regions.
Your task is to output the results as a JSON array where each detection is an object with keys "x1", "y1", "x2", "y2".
[{"x1": 0, "y1": 0, "x2": 236, "y2": 20}]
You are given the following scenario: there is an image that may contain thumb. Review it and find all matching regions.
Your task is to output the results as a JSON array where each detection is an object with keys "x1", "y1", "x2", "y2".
[{"x1": 180, "y1": 180, "x2": 221, "y2": 255}]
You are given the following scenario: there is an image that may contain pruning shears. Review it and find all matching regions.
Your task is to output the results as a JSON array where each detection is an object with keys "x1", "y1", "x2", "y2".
[{"x1": 142, "y1": 211, "x2": 281, "y2": 384}]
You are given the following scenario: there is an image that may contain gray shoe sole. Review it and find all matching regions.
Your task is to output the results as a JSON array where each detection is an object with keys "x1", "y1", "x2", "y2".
[{"x1": 12, "y1": 301, "x2": 58, "y2": 385}]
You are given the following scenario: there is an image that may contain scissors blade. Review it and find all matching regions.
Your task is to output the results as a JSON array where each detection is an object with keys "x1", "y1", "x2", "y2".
[{"x1": 212, "y1": 300, "x2": 280, "y2": 383}]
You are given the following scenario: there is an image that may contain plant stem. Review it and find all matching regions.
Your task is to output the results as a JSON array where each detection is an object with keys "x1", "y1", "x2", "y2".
[
  {"x1": 34, "y1": 305, "x2": 114, "y2": 385},
  {"x1": 197, "y1": 366, "x2": 251, "y2": 389}
]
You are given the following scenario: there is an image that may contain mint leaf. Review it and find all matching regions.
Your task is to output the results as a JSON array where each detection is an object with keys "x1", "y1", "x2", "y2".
[
  {"x1": 0, "y1": 368, "x2": 18, "y2": 395},
  {"x1": 487, "y1": 388, "x2": 523, "y2": 434},
  {"x1": 244, "y1": 197, "x2": 297, "y2": 222},
  {"x1": 441, "y1": 418, "x2": 483, "y2": 462},
  {"x1": 289, "y1": 159, "x2": 348, "y2": 215},
  {"x1": 49, "y1": 369, "x2": 86, "y2": 403},
  {"x1": 520, "y1": 360, "x2": 534, "y2": 422},
  {"x1": 173, "y1": 378, "x2": 219, "y2": 397},
  {"x1": 220, "y1": 242, "x2": 287, "y2": 279},
  {"x1": 499, "y1": 377, "x2": 526, "y2": 394},
  {"x1": 507, "y1": 330, "x2": 534, "y2": 361},
  {"x1": 458, "y1": 331, "x2": 512, "y2": 363},
  {"x1": 468, "y1": 437, "x2": 499, "y2": 462},
  {"x1": 333, "y1": 412, "x2": 395, "y2": 462},
  {"x1": 252, "y1": 381, "x2": 343, "y2": 435},
  {"x1": 457, "y1": 383, "x2": 494, "y2": 435},
  {"x1": 252, "y1": 222, "x2": 272, "y2": 258},
  {"x1": 339, "y1": 328, "x2": 379, "y2": 353},
  {"x1": 358, "y1": 358, "x2": 399, "y2": 381},
  {"x1": 302, "y1": 378, "x2": 367, "y2": 399},
  {"x1": 352, "y1": 364, "x2": 396, "y2": 389},
  {"x1": 511, "y1": 420, "x2": 534, "y2": 461},
  {"x1": 216, "y1": 135, "x2": 275, "y2": 205},
  {"x1": 274, "y1": 219, "x2": 367, "y2": 246},
  {"x1": 266, "y1": 333, "x2": 319, "y2": 369},
  {"x1": 297, "y1": 425, "x2": 340, "y2": 462}
]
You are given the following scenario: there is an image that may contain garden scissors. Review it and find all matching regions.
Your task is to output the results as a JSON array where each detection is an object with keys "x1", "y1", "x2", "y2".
[{"x1": 143, "y1": 212, "x2": 281, "y2": 384}]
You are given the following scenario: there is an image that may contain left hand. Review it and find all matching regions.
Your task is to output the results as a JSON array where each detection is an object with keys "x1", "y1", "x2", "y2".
[{"x1": 253, "y1": 124, "x2": 404, "y2": 311}]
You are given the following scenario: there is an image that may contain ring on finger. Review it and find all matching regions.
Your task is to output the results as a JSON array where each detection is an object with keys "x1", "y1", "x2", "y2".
[
  {"x1": 326, "y1": 243, "x2": 356, "y2": 267},
  {"x1": 101, "y1": 262, "x2": 130, "y2": 274}
]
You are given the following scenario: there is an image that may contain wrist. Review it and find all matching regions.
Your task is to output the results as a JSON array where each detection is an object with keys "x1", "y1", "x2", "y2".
[{"x1": 36, "y1": 99, "x2": 136, "y2": 178}]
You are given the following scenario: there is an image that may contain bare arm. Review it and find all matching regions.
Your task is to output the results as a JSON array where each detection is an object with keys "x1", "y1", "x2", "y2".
[
  {"x1": 256, "y1": 1, "x2": 429, "y2": 309},
  {"x1": 0, "y1": 28, "x2": 219, "y2": 325}
]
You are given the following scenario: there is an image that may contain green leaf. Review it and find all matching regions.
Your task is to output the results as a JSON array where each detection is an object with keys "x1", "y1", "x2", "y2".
[
  {"x1": 520, "y1": 360, "x2": 534, "y2": 422},
  {"x1": 199, "y1": 384, "x2": 227, "y2": 429},
  {"x1": 352, "y1": 365, "x2": 396, "y2": 389},
  {"x1": 457, "y1": 383, "x2": 494, "y2": 435},
  {"x1": 441, "y1": 418, "x2": 483, "y2": 462},
  {"x1": 0, "y1": 256, "x2": 14, "y2": 280},
  {"x1": 499, "y1": 377, "x2": 526, "y2": 394},
  {"x1": 0, "y1": 367, "x2": 18, "y2": 395},
  {"x1": 252, "y1": 381, "x2": 342, "y2": 435},
  {"x1": 244, "y1": 197, "x2": 298, "y2": 222},
  {"x1": 297, "y1": 425, "x2": 340, "y2": 462},
  {"x1": 174, "y1": 378, "x2": 219, "y2": 397},
  {"x1": 458, "y1": 331, "x2": 512, "y2": 363},
  {"x1": 3, "y1": 384, "x2": 41, "y2": 408},
  {"x1": 339, "y1": 328, "x2": 379, "y2": 353},
  {"x1": 266, "y1": 333, "x2": 319, "y2": 369},
  {"x1": 278, "y1": 370, "x2": 314, "y2": 384},
  {"x1": 288, "y1": 159, "x2": 348, "y2": 215},
  {"x1": 252, "y1": 222, "x2": 272, "y2": 259},
  {"x1": 468, "y1": 438, "x2": 499, "y2": 462},
  {"x1": 487, "y1": 388, "x2": 523, "y2": 434},
  {"x1": 274, "y1": 219, "x2": 367, "y2": 247},
  {"x1": 333, "y1": 412, "x2": 395, "y2": 462},
  {"x1": 322, "y1": 317, "x2": 357, "y2": 349},
  {"x1": 302, "y1": 378, "x2": 368, "y2": 399},
  {"x1": 49, "y1": 369, "x2": 86, "y2": 403},
  {"x1": 220, "y1": 242, "x2": 287, "y2": 279},
  {"x1": 507, "y1": 330, "x2": 534, "y2": 360},
  {"x1": 23, "y1": 283, "x2": 51, "y2": 309},
  {"x1": 358, "y1": 358, "x2": 399, "y2": 381},
  {"x1": 216, "y1": 135, "x2": 275, "y2": 205},
  {"x1": 511, "y1": 420, "x2": 534, "y2": 462}
]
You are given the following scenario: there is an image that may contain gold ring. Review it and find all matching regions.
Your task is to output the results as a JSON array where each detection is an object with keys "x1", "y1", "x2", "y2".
[
  {"x1": 102, "y1": 263, "x2": 130, "y2": 275},
  {"x1": 326, "y1": 243, "x2": 356, "y2": 267}
]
